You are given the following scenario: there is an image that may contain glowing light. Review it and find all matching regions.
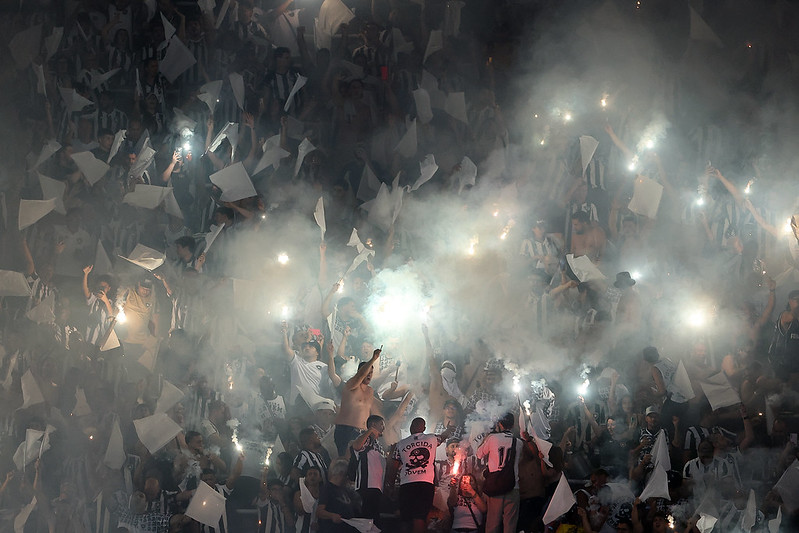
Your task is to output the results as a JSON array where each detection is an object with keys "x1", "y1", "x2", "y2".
[
  {"x1": 577, "y1": 379, "x2": 590, "y2": 396},
  {"x1": 523, "y1": 400, "x2": 531, "y2": 416},
  {"x1": 668, "y1": 515, "x2": 675, "y2": 529},
  {"x1": 89, "y1": 435, "x2": 94, "y2": 440},
  {"x1": 337, "y1": 281, "x2": 344, "y2": 293},
  {"x1": 533, "y1": 114, "x2": 539, "y2": 118},
  {"x1": 630, "y1": 270, "x2": 641, "y2": 280},
  {"x1": 687, "y1": 309, "x2": 707, "y2": 328},
  {"x1": 420, "y1": 304, "x2": 431, "y2": 323},
  {"x1": 600, "y1": 97, "x2": 607, "y2": 108},
  {"x1": 466, "y1": 237, "x2": 478, "y2": 256},
  {"x1": 281, "y1": 305, "x2": 290, "y2": 319},
  {"x1": 452, "y1": 460, "x2": 460, "y2": 476},
  {"x1": 202, "y1": 501, "x2": 207, "y2": 506},
  {"x1": 261, "y1": 214, "x2": 267, "y2": 220},
  {"x1": 500, "y1": 231, "x2": 508, "y2": 240},
  {"x1": 493, "y1": 210, "x2": 499, "y2": 217},
  {"x1": 628, "y1": 156, "x2": 638, "y2": 172},
  {"x1": 512, "y1": 375, "x2": 522, "y2": 394},
  {"x1": 784, "y1": 218, "x2": 793, "y2": 234},
  {"x1": 744, "y1": 178, "x2": 754, "y2": 195},
  {"x1": 539, "y1": 139, "x2": 546, "y2": 146},
  {"x1": 644, "y1": 139, "x2": 655, "y2": 150},
  {"x1": 277, "y1": 252, "x2": 289, "y2": 264},
  {"x1": 265, "y1": 447, "x2": 273, "y2": 466},
  {"x1": 183, "y1": 142, "x2": 191, "y2": 151},
  {"x1": 695, "y1": 197, "x2": 705, "y2": 207},
  {"x1": 563, "y1": 112, "x2": 573, "y2": 122},
  {"x1": 746, "y1": 42, "x2": 753, "y2": 48},
  {"x1": 236, "y1": 442, "x2": 243, "y2": 452},
  {"x1": 116, "y1": 308, "x2": 127, "y2": 324}
]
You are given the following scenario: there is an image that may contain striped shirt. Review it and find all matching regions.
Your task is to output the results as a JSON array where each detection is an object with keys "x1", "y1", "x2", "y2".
[
  {"x1": 26, "y1": 273, "x2": 57, "y2": 313},
  {"x1": 256, "y1": 498, "x2": 288, "y2": 533},
  {"x1": 96, "y1": 108, "x2": 129, "y2": 135},
  {"x1": 352, "y1": 434, "x2": 385, "y2": 491},
  {"x1": 85, "y1": 294, "x2": 111, "y2": 345},
  {"x1": 293, "y1": 450, "x2": 329, "y2": 482}
]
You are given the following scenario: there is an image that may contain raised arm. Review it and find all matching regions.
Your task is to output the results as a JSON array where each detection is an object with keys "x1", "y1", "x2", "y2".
[
  {"x1": 327, "y1": 340, "x2": 342, "y2": 388},
  {"x1": 321, "y1": 281, "x2": 341, "y2": 318},
  {"x1": 281, "y1": 321, "x2": 295, "y2": 360},
  {"x1": 604, "y1": 123, "x2": 634, "y2": 160},
  {"x1": 82, "y1": 264, "x2": 93, "y2": 299},
  {"x1": 225, "y1": 452, "x2": 244, "y2": 489},
  {"x1": 21, "y1": 238, "x2": 35, "y2": 276},
  {"x1": 344, "y1": 348, "x2": 380, "y2": 391}
]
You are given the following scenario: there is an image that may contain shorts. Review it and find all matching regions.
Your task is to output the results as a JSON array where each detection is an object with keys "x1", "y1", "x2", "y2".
[
  {"x1": 399, "y1": 482, "x2": 435, "y2": 521},
  {"x1": 334, "y1": 424, "x2": 362, "y2": 456}
]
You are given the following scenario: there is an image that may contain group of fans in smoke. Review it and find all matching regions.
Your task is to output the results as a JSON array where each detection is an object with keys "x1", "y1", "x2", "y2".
[{"x1": 3, "y1": 0, "x2": 799, "y2": 532}]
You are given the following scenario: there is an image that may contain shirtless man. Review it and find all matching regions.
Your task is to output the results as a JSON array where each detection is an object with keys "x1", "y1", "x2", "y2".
[
  {"x1": 570, "y1": 210, "x2": 606, "y2": 264},
  {"x1": 333, "y1": 347, "x2": 382, "y2": 456}
]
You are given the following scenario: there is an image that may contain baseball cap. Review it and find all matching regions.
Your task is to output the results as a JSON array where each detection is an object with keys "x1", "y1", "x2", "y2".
[
  {"x1": 645, "y1": 406, "x2": 659, "y2": 416},
  {"x1": 314, "y1": 399, "x2": 337, "y2": 412}
]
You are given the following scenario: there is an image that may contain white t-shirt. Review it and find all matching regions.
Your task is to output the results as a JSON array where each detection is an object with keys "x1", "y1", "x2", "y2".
[
  {"x1": 289, "y1": 355, "x2": 332, "y2": 404},
  {"x1": 476, "y1": 431, "x2": 522, "y2": 490},
  {"x1": 392, "y1": 433, "x2": 440, "y2": 485}
]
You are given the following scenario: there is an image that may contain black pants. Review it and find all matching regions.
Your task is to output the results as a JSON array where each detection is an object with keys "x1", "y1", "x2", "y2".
[{"x1": 359, "y1": 487, "x2": 383, "y2": 524}]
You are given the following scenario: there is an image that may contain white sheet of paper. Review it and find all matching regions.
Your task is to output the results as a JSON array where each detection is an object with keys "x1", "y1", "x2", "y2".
[
  {"x1": 133, "y1": 413, "x2": 183, "y2": 454},
  {"x1": 356, "y1": 163, "x2": 381, "y2": 202},
  {"x1": 697, "y1": 515, "x2": 718, "y2": 533},
  {"x1": 579, "y1": 135, "x2": 599, "y2": 176},
  {"x1": 651, "y1": 429, "x2": 671, "y2": 472},
  {"x1": 25, "y1": 291, "x2": 55, "y2": 324},
  {"x1": 21, "y1": 370, "x2": 45, "y2": 409},
  {"x1": 342, "y1": 518, "x2": 379, "y2": 533},
  {"x1": 673, "y1": 360, "x2": 696, "y2": 401},
  {"x1": 542, "y1": 473, "x2": 577, "y2": 525},
  {"x1": 700, "y1": 372, "x2": 741, "y2": 411},
  {"x1": 412, "y1": 89, "x2": 434, "y2": 124},
  {"x1": 347, "y1": 228, "x2": 365, "y2": 253},
  {"x1": 566, "y1": 253, "x2": 606, "y2": 282},
  {"x1": 163, "y1": 189, "x2": 184, "y2": 219},
  {"x1": 283, "y1": 74, "x2": 308, "y2": 112},
  {"x1": 345, "y1": 248, "x2": 375, "y2": 277},
  {"x1": 254, "y1": 143, "x2": 290, "y2": 175},
  {"x1": 38, "y1": 174, "x2": 66, "y2": 215},
  {"x1": 204, "y1": 224, "x2": 224, "y2": 253},
  {"x1": 628, "y1": 175, "x2": 663, "y2": 219},
  {"x1": 59, "y1": 87, "x2": 93, "y2": 113},
  {"x1": 18, "y1": 198, "x2": 56, "y2": 230},
  {"x1": 639, "y1": 464, "x2": 670, "y2": 501},
  {"x1": 161, "y1": 12, "x2": 176, "y2": 41},
  {"x1": 186, "y1": 480, "x2": 227, "y2": 527},
  {"x1": 409, "y1": 154, "x2": 438, "y2": 191},
  {"x1": 13, "y1": 496, "x2": 37, "y2": 533},
  {"x1": 45, "y1": 27, "x2": 63, "y2": 61},
  {"x1": 9, "y1": 24, "x2": 42, "y2": 68},
  {"x1": 394, "y1": 119, "x2": 417, "y2": 158},
  {"x1": 208, "y1": 121, "x2": 237, "y2": 153},
  {"x1": 456, "y1": 156, "x2": 478, "y2": 193},
  {"x1": 103, "y1": 418, "x2": 126, "y2": 469},
  {"x1": 423, "y1": 29, "x2": 443, "y2": 63},
  {"x1": 775, "y1": 459, "x2": 799, "y2": 512},
  {"x1": 314, "y1": 17, "x2": 331, "y2": 51},
  {"x1": 33, "y1": 64, "x2": 46, "y2": 96},
  {"x1": 769, "y1": 507, "x2": 781, "y2": 533},
  {"x1": 209, "y1": 162, "x2": 257, "y2": 202},
  {"x1": 444, "y1": 92, "x2": 468, "y2": 124},
  {"x1": 229, "y1": 72, "x2": 245, "y2": 110},
  {"x1": 365, "y1": 183, "x2": 393, "y2": 231},
  {"x1": 107, "y1": 129, "x2": 126, "y2": 163},
  {"x1": 123, "y1": 184, "x2": 172, "y2": 210},
  {"x1": 314, "y1": 197, "x2": 326, "y2": 240},
  {"x1": 160, "y1": 35, "x2": 197, "y2": 83},
  {"x1": 101, "y1": 329, "x2": 120, "y2": 351},
  {"x1": 35, "y1": 140, "x2": 61, "y2": 169},
  {"x1": 90, "y1": 68, "x2": 121, "y2": 89},
  {"x1": 119, "y1": 243, "x2": 166, "y2": 271},
  {"x1": 198, "y1": 80, "x2": 223, "y2": 113},
  {"x1": 295, "y1": 138, "x2": 316, "y2": 177},
  {"x1": 318, "y1": 0, "x2": 354, "y2": 35},
  {"x1": 71, "y1": 151, "x2": 110, "y2": 185},
  {"x1": 215, "y1": 0, "x2": 231, "y2": 29},
  {"x1": 740, "y1": 489, "x2": 756, "y2": 532},
  {"x1": 0, "y1": 270, "x2": 32, "y2": 297},
  {"x1": 156, "y1": 380, "x2": 184, "y2": 413},
  {"x1": 299, "y1": 478, "x2": 316, "y2": 513}
]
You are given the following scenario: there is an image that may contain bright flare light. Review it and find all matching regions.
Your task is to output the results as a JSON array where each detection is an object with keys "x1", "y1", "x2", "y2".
[
  {"x1": 337, "y1": 280, "x2": 345, "y2": 293},
  {"x1": 281, "y1": 305, "x2": 290, "y2": 319},
  {"x1": 687, "y1": 309, "x2": 707, "y2": 328},
  {"x1": 452, "y1": 460, "x2": 460, "y2": 476},
  {"x1": 628, "y1": 156, "x2": 639, "y2": 171},
  {"x1": 116, "y1": 308, "x2": 127, "y2": 324},
  {"x1": 512, "y1": 375, "x2": 522, "y2": 394},
  {"x1": 563, "y1": 112, "x2": 573, "y2": 122},
  {"x1": 577, "y1": 379, "x2": 590, "y2": 396},
  {"x1": 695, "y1": 197, "x2": 705, "y2": 206},
  {"x1": 630, "y1": 270, "x2": 641, "y2": 280},
  {"x1": 600, "y1": 97, "x2": 608, "y2": 108},
  {"x1": 644, "y1": 139, "x2": 655, "y2": 150},
  {"x1": 183, "y1": 142, "x2": 191, "y2": 151},
  {"x1": 277, "y1": 252, "x2": 289, "y2": 264},
  {"x1": 784, "y1": 218, "x2": 793, "y2": 234},
  {"x1": 466, "y1": 237, "x2": 478, "y2": 256},
  {"x1": 420, "y1": 304, "x2": 431, "y2": 323},
  {"x1": 744, "y1": 179, "x2": 754, "y2": 195}
]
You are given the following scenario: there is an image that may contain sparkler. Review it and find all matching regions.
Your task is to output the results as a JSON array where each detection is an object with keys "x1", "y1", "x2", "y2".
[
  {"x1": 116, "y1": 306, "x2": 127, "y2": 324},
  {"x1": 644, "y1": 138, "x2": 655, "y2": 150},
  {"x1": 744, "y1": 179, "x2": 754, "y2": 195},
  {"x1": 277, "y1": 252, "x2": 289, "y2": 265},
  {"x1": 628, "y1": 156, "x2": 639, "y2": 172},
  {"x1": 452, "y1": 460, "x2": 460, "y2": 476},
  {"x1": 563, "y1": 112, "x2": 573, "y2": 123},
  {"x1": 695, "y1": 196, "x2": 705, "y2": 207},
  {"x1": 265, "y1": 447, "x2": 273, "y2": 466},
  {"x1": 281, "y1": 305, "x2": 290, "y2": 319},
  {"x1": 466, "y1": 237, "x2": 478, "y2": 256},
  {"x1": 512, "y1": 375, "x2": 522, "y2": 394},
  {"x1": 600, "y1": 96, "x2": 608, "y2": 108},
  {"x1": 337, "y1": 280, "x2": 345, "y2": 293},
  {"x1": 687, "y1": 309, "x2": 707, "y2": 328},
  {"x1": 576, "y1": 379, "x2": 590, "y2": 396}
]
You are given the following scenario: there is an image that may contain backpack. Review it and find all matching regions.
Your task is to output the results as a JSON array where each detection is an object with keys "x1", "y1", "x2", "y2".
[{"x1": 481, "y1": 437, "x2": 517, "y2": 496}]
